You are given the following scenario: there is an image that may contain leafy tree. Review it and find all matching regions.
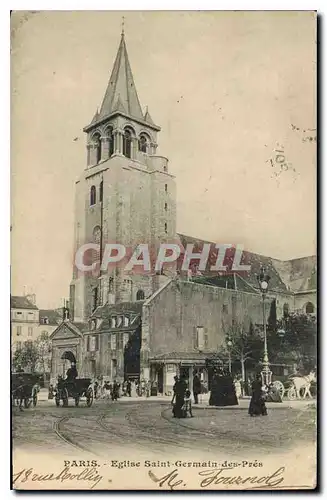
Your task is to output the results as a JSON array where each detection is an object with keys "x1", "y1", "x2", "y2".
[
  {"x1": 267, "y1": 312, "x2": 317, "y2": 372},
  {"x1": 13, "y1": 342, "x2": 39, "y2": 372},
  {"x1": 35, "y1": 332, "x2": 52, "y2": 381}
]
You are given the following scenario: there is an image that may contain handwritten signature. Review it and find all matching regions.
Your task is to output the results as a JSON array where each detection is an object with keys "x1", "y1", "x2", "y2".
[
  {"x1": 13, "y1": 466, "x2": 104, "y2": 489},
  {"x1": 148, "y1": 467, "x2": 285, "y2": 490}
]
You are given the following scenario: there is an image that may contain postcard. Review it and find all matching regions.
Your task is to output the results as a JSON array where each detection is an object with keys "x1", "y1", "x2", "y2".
[{"x1": 11, "y1": 10, "x2": 317, "y2": 490}]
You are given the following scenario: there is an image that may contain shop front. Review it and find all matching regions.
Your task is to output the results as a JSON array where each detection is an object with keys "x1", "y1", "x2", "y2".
[{"x1": 149, "y1": 352, "x2": 216, "y2": 395}]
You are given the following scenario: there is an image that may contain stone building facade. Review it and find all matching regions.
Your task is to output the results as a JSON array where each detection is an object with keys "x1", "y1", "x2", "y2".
[
  {"x1": 11, "y1": 295, "x2": 39, "y2": 352},
  {"x1": 50, "y1": 31, "x2": 317, "y2": 392}
]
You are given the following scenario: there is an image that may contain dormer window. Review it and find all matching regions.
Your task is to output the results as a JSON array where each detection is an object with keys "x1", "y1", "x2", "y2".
[
  {"x1": 117, "y1": 316, "x2": 123, "y2": 328},
  {"x1": 42, "y1": 317, "x2": 49, "y2": 325},
  {"x1": 136, "y1": 289, "x2": 145, "y2": 301},
  {"x1": 111, "y1": 316, "x2": 117, "y2": 328},
  {"x1": 124, "y1": 316, "x2": 129, "y2": 327}
]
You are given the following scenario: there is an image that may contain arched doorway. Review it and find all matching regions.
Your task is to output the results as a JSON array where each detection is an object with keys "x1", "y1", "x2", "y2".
[
  {"x1": 60, "y1": 351, "x2": 76, "y2": 377},
  {"x1": 124, "y1": 326, "x2": 141, "y2": 380},
  {"x1": 305, "y1": 302, "x2": 315, "y2": 314}
]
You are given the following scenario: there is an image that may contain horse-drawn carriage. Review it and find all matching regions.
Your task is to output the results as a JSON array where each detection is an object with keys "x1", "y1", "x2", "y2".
[
  {"x1": 54, "y1": 377, "x2": 94, "y2": 407},
  {"x1": 271, "y1": 371, "x2": 316, "y2": 400},
  {"x1": 11, "y1": 372, "x2": 40, "y2": 409}
]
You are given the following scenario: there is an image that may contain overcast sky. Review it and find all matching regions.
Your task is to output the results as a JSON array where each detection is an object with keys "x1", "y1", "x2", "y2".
[{"x1": 11, "y1": 11, "x2": 316, "y2": 308}]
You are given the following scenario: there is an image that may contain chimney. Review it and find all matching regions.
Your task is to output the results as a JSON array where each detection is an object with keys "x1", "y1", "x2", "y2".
[{"x1": 26, "y1": 293, "x2": 36, "y2": 306}]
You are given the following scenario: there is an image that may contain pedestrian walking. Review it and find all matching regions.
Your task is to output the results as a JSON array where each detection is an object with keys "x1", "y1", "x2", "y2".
[
  {"x1": 126, "y1": 378, "x2": 132, "y2": 397},
  {"x1": 112, "y1": 380, "x2": 119, "y2": 402},
  {"x1": 131, "y1": 380, "x2": 137, "y2": 398},
  {"x1": 234, "y1": 377, "x2": 242, "y2": 400},
  {"x1": 248, "y1": 373, "x2": 268, "y2": 417},
  {"x1": 183, "y1": 389, "x2": 193, "y2": 417},
  {"x1": 172, "y1": 376, "x2": 187, "y2": 418}
]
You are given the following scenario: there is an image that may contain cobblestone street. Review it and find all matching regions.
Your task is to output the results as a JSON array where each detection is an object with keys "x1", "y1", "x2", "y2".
[{"x1": 12, "y1": 397, "x2": 316, "y2": 461}]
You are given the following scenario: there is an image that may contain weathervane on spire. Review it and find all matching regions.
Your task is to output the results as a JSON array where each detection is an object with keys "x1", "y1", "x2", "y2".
[{"x1": 121, "y1": 15, "x2": 125, "y2": 36}]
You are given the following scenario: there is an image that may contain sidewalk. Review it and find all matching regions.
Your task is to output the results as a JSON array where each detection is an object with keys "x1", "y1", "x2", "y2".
[{"x1": 38, "y1": 389, "x2": 316, "y2": 410}]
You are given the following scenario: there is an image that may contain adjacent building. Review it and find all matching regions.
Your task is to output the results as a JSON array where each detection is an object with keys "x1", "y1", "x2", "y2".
[{"x1": 11, "y1": 295, "x2": 39, "y2": 351}]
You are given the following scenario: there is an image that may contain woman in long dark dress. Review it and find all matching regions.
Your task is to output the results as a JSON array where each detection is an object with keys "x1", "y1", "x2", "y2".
[
  {"x1": 209, "y1": 370, "x2": 225, "y2": 406},
  {"x1": 224, "y1": 371, "x2": 239, "y2": 406},
  {"x1": 248, "y1": 374, "x2": 268, "y2": 416},
  {"x1": 172, "y1": 378, "x2": 187, "y2": 418}
]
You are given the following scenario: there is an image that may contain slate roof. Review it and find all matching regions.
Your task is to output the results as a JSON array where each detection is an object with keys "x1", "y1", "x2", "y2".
[
  {"x1": 177, "y1": 233, "x2": 316, "y2": 294},
  {"x1": 91, "y1": 301, "x2": 144, "y2": 318},
  {"x1": 90, "y1": 301, "x2": 144, "y2": 332},
  {"x1": 71, "y1": 321, "x2": 90, "y2": 334},
  {"x1": 11, "y1": 296, "x2": 38, "y2": 310},
  {"x1": 288, "y1": 256, "x2": 317, "y2": 293},
  {"x1": 39, "y1": 309, "x2": 62, "y2": 326}
]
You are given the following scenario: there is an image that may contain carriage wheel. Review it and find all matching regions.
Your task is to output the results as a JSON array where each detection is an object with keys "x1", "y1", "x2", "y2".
[
  {"x1": 273, "y1": 381, "x2": 285, "y2": 400},
  {"x1": 62, "y1": 388, "x2": 69, "y2": 407},
  {"x1": 55, "y1": 395, "x2": 60, "y2": 407},
  {"x1": 288, "y1": 386, "x2": 297, "y2": 400},
  {"x1": 24, "y1": 398, "x2": 32, "y2": 409},
  {"x1": 33, "y1": 393, "x2": 37, "y2": 407},
  {"x1": 86, "y1": 388, "x2": 94, "y2": 407},
  {"x1": 75, "y1": 396, "x2": 80, "y2": 407}
]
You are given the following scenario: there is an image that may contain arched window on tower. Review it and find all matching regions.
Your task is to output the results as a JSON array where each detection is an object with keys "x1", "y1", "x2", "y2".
[
  {"x1": 138, "y1": 135, "x2": 148, "y2": 153},
  {"x1": 136, "y1": 289, "x2": 145, "y2": 301},
  {"x1": 123, "y1": 129, "x2": 132, "y2": 158},
  {"x1": 105, "y1": 127, "x2": 114, "y2": 157},
  {"x1": 305, "y1": 302, "x2": 315, "y2": 314},
  {"x1": 90, "y1": 185, "x2": 96, "y2": 206},
  {"x1": 93, "y1": 133, "x2": 102, "y2": 164},
  {"x1": 99, "y1": 181, "x2": 103, "y2": 203}
]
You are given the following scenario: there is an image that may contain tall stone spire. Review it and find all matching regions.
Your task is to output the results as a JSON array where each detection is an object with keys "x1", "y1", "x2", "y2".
[{"x1": 98, "y1": 33, "x2": 144, "y2": 121}]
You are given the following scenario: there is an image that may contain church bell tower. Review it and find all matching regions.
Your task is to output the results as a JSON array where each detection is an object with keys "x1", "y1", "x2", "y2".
[{"x1": 70, "y1": 30, "x2": 177, "y2": 322}]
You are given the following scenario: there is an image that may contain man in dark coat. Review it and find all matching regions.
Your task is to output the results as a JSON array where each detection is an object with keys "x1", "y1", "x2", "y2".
[
  {"x1": 193, "y1": 373, "x2": 202, "y2": 404},
  {"x1": 112, "y1": 380, "x2": 120, "y2": 401},
  {"x1": 66, "y1": 362, "x2": 78, "y2": 382}
]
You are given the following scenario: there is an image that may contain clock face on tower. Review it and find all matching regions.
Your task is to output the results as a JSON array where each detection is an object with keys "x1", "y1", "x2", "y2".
[{"x1": 93, "y1": 226, "x2": 101, "y2": 244}]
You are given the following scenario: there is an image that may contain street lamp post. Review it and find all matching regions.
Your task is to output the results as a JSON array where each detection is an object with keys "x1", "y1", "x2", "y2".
[
  {"x1": 257, "y1": 266, "x2": 272, "y2": 387},
  {"x1": 226, "y1": 339, "x2": 233, "y2": 374}
]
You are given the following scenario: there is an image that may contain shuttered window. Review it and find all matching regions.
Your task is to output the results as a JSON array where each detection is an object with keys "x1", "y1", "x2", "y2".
[{"x1": 197, "y1": 326, "x2": 204, "y2": 350}]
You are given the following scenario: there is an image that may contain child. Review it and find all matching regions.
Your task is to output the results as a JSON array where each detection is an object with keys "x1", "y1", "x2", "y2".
[{"x1": 183, "y1": 389, "x2": 193, "y2": 417}]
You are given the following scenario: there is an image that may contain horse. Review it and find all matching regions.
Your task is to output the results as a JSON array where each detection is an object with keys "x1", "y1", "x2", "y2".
[
  {"x1": 289, "y1": 371, "x2": 316, "y2": 399},
  {"x1": 12, "y1": 384, "x2": 25, "y2": 410}
]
